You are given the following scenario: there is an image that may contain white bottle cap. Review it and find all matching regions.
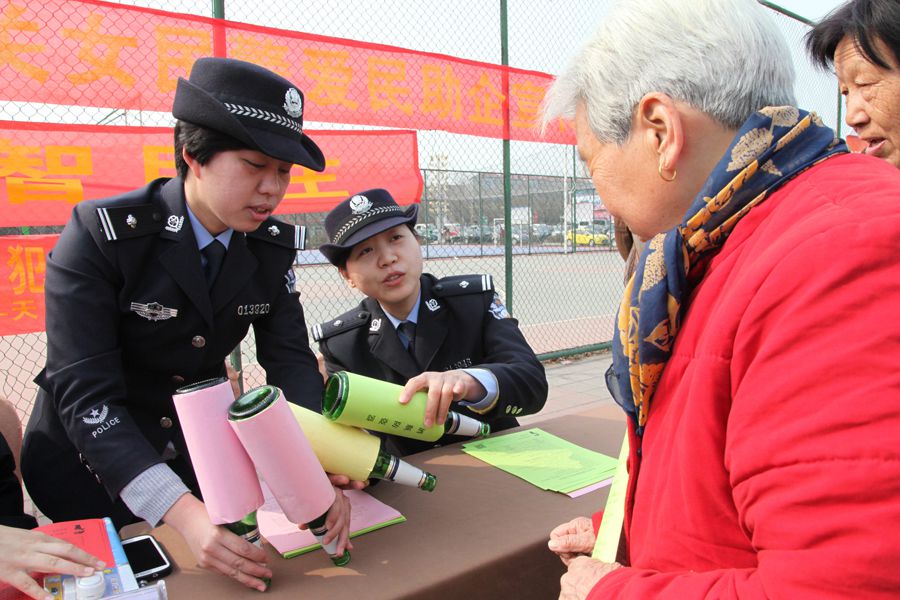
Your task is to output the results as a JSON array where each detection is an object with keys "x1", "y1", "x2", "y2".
[{"x1": 75, "y1": 572, "x2": 105, "y2": 600}]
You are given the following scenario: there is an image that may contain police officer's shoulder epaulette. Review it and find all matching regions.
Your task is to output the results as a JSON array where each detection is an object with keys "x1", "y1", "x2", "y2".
[
  {"x1": 96, "y1": 204, "x2": 164, "y2": 242},
  {"x1": 311, "y1": 309, "x2": 371, "y2": 342},
  {"x1": 432, "y1": 274, "x2": 494, "y2": 297},
  {"x1": 247, "y1": 217, "x2": 307, "y2": 250}
]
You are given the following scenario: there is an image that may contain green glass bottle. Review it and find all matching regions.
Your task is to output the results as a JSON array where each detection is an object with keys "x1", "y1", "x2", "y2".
[
  {"x1": 224, "y1": 510, "x2": 262, "y2": 547},
  {"x1": 229, "y1": 385, "x2": 350, "y2": 568},
  {"x1": 306, "y1": 514, "x2": 352, "y2": 567},
  {"x1": 443, "y1": 410, "x2": 491, "y2": 438},
  {"x1": 224, "y1": 511, "x2": 271, "y2": 589},
  {"x1": 370, "y1": 449, "x2": 437, "y2": 492}
]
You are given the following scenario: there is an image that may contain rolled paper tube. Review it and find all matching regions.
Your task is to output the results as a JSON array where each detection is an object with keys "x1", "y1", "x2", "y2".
[
  {"x1": 288, "y1": 403, "x2": 381, "y2": 482},
  {"x1": 323, "y1": 371, "x2": 443, "y2": 441},
  {"x1": 172, "y1": 377, "x2": 263, "y2": 524},
  {"x1": 323, "y1": 371, "x2": 488, "y2": 442},
  {"x1": 228, "y1": 386, "x2": 335, "y2": 526}
]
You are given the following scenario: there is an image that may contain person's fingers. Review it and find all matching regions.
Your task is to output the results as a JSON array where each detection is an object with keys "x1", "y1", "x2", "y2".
[
  {"x1": 217, "y1": 531, "x2": 267, "y2": 565},
  {"x1": 204, "y1": 554, "x2": 270, "y2": 592},
  {"x1": 437, "y1": 380, "x2": 456, "y2": 425},
  {"x1": 31, "y1": 539, "x2": 105, "y2": 571},
  {"x1": 549, "y1": 521, "x2": 576, "y2": 539},
  {"x1": 322, "y1": 491, "x2": 351, "y2": 551},
  {"x1": 423, "y1": 382, "x2": 442, "y2": 428},
  {"x1": 15, "y1": 551, "x2": 96, "y2": 579},
  {"x1": 327, "y1": 473, "x2": 351, "y2": 487},
  {"x1": 2, "y1": 568, "x2": 52, "y2": 600},
  {"x1": 398, "y1": 375, "x2": 425, "y2": 405}
]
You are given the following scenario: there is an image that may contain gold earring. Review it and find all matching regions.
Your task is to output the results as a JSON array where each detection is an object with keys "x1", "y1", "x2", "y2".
[{"x1": 658, "y1": 161, "x2": 677, "y2": 182}]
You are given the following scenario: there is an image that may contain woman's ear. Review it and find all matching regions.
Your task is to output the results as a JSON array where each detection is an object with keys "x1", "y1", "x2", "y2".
[
  {"x1": 635, "y1": 92, "x2": 685, "y2": 173},
  {"x1": 182, "y1": 147, "x2": 202, "y2": 179},
  {"x1": 338, "y1": 266, "x2": 356, "y2": 288}
]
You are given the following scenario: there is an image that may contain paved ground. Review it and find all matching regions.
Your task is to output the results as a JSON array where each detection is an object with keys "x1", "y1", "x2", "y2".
[{"x1": 519, "y1": 351, "x2": 623, "y2": 425}]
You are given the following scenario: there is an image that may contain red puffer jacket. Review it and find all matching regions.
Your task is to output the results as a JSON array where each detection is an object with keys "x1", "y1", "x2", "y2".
[{"x1": 592, "y1": 153, "x2": 900, "y2": 599}]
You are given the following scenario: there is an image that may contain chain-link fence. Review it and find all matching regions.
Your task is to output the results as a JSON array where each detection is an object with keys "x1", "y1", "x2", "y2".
[{"x1": 0, "y1": 0, "x2": 838, "y2": 423}]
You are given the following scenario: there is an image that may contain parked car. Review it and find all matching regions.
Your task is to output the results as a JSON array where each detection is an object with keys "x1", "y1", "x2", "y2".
[
  {"x1": 531, "y1": 223, "x2": 552, "y2": 242},
  {"x1": 462, "y1": 224, "x2": 493, "y2": 243},
  {"x1": 414, "y1": 223, "x2": 439, "y2": 243},
  {"x1": 566, "y1": 227, "x2": 610, "y2": 247}
]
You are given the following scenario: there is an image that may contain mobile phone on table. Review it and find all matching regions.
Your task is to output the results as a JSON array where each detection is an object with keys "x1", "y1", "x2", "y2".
[{"x1": 121, "y1": 534, "x2": 173, "y2": 585}]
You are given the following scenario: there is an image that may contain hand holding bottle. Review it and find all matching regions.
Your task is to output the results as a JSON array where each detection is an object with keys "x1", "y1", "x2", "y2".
[
  {"x1": 298, "y1": 486, "x2": 353, "y2": 561},
  {"x1": 398, "y1": 370, "x2": 486, "y2": 427},
  {"x1": 163, "y1": 494, "x2": 271, "y2": 592},
  {"x1": 324, "y1": 371, "x2": 489, "y2": 443},
  {"x1": 327, "y1": 472, "x2": 369, "y2": 491}
]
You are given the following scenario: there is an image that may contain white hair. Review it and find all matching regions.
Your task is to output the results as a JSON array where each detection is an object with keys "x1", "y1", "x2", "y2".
[{"x1": 542, "y1": 0, "x2": 796, "y2": 143}]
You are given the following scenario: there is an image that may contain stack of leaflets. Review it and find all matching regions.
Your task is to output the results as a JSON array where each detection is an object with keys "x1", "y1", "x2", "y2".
[{"x1": 462, "y1": 428, "x2": 619, "y2": 496}]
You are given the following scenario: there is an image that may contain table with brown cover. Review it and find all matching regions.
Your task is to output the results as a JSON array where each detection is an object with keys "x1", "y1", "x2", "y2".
[{"x1": 139, "y1": 407, "x2": 625, "y2": 600}]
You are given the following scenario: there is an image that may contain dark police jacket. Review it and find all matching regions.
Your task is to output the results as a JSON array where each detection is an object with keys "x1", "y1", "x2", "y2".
[
  {"x1": 1, "y1": 433, "x2": 36, "y2": 529},
  {"x1": 22, "y1": 177, "x2": 323, "y2": 513},
  {"x1": 314, "y1": 273, "x2": 547, "y2": 455}
]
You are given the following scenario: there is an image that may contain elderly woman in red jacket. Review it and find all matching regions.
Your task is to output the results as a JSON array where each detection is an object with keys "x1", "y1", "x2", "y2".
[{"x1": 541, "y1": 0, "x2": 900, "y2": 598}]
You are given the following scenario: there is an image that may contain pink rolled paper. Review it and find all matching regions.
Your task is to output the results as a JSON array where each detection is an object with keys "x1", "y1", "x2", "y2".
[
  {"x1": 172, "y1": 377, "x2": 263, "y2": 524},
  {"x1": 227, "y1": 386, "x2": 334, "y2": 525}
]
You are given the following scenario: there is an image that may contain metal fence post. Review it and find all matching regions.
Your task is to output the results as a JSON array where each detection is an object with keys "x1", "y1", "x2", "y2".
[{"x1": 501, "y1": 0, "x2": 513, "y2": 315}]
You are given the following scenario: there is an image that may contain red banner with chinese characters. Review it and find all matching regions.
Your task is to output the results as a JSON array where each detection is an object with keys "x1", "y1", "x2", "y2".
[
  {"x1": 0, "y1": 121, "x2": 422, "y2": 226},
  {"x1": 0, "y1": 0, "x2": 573, "y2": 144},
  {"x1": 0, "y1": 234, "x2": 55, "y2": 335}
]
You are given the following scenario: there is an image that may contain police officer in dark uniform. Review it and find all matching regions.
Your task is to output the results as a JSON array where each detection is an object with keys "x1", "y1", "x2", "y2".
[
  {"x1": 21, "y1": 58, "x2": 350, "y2": 592},
  {"x1": 313, "y1": 189, "x2": 547, "y2": 456}
]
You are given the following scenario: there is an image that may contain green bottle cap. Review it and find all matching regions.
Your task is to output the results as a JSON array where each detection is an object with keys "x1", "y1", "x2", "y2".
[
  {"x1": 331, "y1": 550, "x2": 352, "y2": 567},
  {"x1": 322, "y1": 372, "x2": 349, "y2": 420},
  {"x1": 228, "y1": 385, "x2": 280, "y2": 421},
  {"x1": 175, "y1": 376, "x2": 227, "y2": 395},
  {"x1": 421, "y1": 473, "x2": 438, "y2": 492}
]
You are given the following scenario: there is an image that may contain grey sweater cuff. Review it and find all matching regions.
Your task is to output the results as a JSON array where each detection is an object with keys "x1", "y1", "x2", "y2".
[{"x1": 120, "y1": 463, "x2": 190, "y2": 527}]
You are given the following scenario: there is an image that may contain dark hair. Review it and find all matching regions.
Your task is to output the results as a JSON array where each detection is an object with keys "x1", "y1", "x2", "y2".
[
  {"x1": 173, "y1": 120, "x2": 251, "y2": 179},
  {"x1": 806, "y1": 0, "x2": 900, "y2": 70}
]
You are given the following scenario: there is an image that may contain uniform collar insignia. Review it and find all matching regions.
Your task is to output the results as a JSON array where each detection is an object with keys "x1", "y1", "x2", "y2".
[
  {"x1": 131, "y1": 301, "x2": 179, "y2": 321},
  {"x1": 165, "y1": 215, "x2": 184, "y2": 233},
  {"x1": 370, "y1": 318, "x2": 382, "y2": 332},
  {"x1": 425, "y1": 298, "x2": 440, "y2": 312}
]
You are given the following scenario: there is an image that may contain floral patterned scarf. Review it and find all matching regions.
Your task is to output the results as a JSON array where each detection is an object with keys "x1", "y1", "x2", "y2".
[{"x1": 608, "y1": 106, "x2": 847, "y2": 434}]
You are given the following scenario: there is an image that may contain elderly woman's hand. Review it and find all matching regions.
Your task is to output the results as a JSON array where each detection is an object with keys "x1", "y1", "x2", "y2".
[
  {"x1": 559, "y1": 556, "x2": 621, "y2": 600},
  {"x1": 548, "y1": 517, "x2": 596, "y2": 566}
]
